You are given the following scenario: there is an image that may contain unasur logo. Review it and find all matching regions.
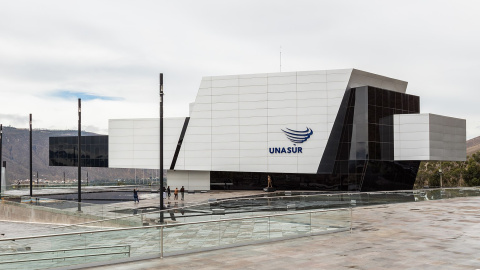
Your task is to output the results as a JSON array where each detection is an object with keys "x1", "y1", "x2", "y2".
[{"x1": 269, "y1": 127, "x2": 313, "y2": 154}]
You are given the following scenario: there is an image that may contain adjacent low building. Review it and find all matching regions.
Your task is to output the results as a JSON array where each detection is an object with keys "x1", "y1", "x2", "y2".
[{"x1": 50, "y1": 68, "x2": 467, "y2": 191}]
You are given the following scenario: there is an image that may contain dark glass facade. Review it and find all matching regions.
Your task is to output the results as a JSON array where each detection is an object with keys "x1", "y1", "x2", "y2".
[
  {"x1": 49, "y1": 136, "x2": 108, "y2": 167},
  {"x1": 211, "y1": 86, "x2": 421, "y2": 191}
]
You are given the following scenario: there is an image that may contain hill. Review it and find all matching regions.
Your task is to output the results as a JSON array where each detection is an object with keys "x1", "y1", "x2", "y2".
[
  {"x1": 467, "y1": 136, "x2": 480, "y2": 156},
  {"x1": 0, "y1": 126, "x2": 157, "y2": 185}
]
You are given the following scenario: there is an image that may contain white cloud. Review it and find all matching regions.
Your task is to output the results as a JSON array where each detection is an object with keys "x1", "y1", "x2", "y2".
[{"x1": 0, "y1": 0, "x2": 479, "y2": 139}]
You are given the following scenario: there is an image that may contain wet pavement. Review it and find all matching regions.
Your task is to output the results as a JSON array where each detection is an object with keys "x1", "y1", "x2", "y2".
[{"x1": 85, "y1": 196, "x2": 480, "y2": 270}]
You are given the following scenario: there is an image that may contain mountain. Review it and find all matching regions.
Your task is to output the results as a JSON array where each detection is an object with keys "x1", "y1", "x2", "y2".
[
  {"x1": 0, "y1": 126, "x2": 157, "y2": 185},
  {"x1": 467, "y1": 136, "x2": 480, "y2": 157}
]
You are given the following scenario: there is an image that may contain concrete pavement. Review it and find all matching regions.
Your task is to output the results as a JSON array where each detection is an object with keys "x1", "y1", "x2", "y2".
[{"x1": 86, "y1": 196, "x2": 480, "y2": 270}]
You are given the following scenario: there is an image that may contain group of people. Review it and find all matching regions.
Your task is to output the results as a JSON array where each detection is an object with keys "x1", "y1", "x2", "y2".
[
  {"x1": 163, "y1": 186, "x2": 185, "y2": 200},
  {"x1": 133, "y1": 186, "x2": 186, "y2": 203}
]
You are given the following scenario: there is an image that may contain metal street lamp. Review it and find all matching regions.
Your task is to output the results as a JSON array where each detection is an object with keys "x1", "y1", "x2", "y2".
[
  {"x1": 159, "y1": 73, "x2": 164, "y2": 223},
  {"x1": 78, "y1": 98, "x2": 82, "y2": 211},
  {"x1": 29, "y1": 114, "x2": 33, "y2": 197},
  {"x1": 0, "y1": 124, "x2": 2, "y2": 194}
]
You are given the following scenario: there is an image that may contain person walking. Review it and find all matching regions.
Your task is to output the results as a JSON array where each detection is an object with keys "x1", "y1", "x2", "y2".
[
  {"x1": 167, "y1": 186, "x2": 171, "y2": 199},
  {"x1": 133, "y1": 188, "x2": 139, "y2": 203},
  {"x1": 174, "y1": 187, "x2": 179, "y2": 200},
  {"x1": 180, "y1": 186, "x2": 185, "y2": 200},
  {"x1": 162, "y1": 186, "x2": 167, "y2": 200},
  {"x1": 267, "y1": 175, "x2": 273, "y2": 188}
]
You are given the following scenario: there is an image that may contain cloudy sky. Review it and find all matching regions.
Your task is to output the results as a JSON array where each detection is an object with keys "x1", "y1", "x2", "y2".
[{"x1": 1, "y1": 0, "x2": 479, "y2": 139}]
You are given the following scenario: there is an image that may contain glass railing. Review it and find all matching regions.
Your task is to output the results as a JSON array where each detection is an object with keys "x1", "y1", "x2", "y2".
[
  {"x1": 47, "y1": 187, "x2": 480, "y2": 233},
  {"x1": 0, "y1": 207, "x2": 351, "y2": 269}
]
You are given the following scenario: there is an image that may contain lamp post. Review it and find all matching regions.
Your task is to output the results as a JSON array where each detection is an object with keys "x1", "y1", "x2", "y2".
[
  {"x1": 439, "y1": 163, "x2": 443, "y2": 188},
  {"x1": 78, "y1": 98, "x2": 82, "y2": 210},
  {"x1": 0, "y1": 124, "x2": 2, "y2": 194},
  {"x1": 29, "y1": 114, "x2": 33, "y2": 197},
  {"x1": 159, "y1": 73, "x2": 164, "y2": 223}
]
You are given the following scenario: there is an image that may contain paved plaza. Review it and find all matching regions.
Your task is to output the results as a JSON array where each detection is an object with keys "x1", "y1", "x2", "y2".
[
  {"x1": 86, "y1": 196, "x2": 480, "y2": 270},
  {"x1": 2, "y1": 190, "x2": 480, "y2": 269}
]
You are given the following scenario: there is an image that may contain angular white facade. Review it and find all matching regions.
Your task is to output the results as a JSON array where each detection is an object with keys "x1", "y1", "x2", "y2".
[
  {"x1": 106, "y1": 68, "x2": 466, "y2": 191},
  {"x1": 394, "y1": 114, "x2": 466, "y2": 161}
]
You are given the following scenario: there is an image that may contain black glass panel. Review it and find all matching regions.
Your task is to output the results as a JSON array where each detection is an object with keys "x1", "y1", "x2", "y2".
[{"x1": 49, "y1": 136, "x2": 108, "y2": 167}]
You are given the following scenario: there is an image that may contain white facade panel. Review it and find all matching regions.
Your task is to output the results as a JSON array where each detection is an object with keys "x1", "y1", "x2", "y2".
[
  {"x1": 167, "y1": 170, "x2": 210, "y2": 191},
  {"x1": 239, "y1": 85, "x2": 268, "y2": 94},
  {"x1": 394, "y1": 113, "x2": 466, "y2": 161},
  {"x1": 267, "y1": 75, "x2": 296, "y2": 85},
  {"x1": 109, "y1": 118, "x2": 184, "y2": 169},
  {"x1": 297, "y1": 74, "x2": 327, "y2": 83}
]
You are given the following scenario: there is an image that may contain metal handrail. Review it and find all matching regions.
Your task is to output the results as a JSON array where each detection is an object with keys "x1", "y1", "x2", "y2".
[
  {"x1": 0, "y1": 245, "x2": 130, "y2": 257},
  {"x1": 0, "y1": 207, "x2": 351, "y2": 242},
  {"x1": 1, "y1": 251, "x2": 130, "y2": 264}
]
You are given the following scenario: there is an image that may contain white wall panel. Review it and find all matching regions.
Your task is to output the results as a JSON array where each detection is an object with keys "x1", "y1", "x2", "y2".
[
  {"x1": 268, "y1": 107, "x2": 297, "y2": 117},
  {"x1": 299, "y1": 98, "x2": 329, "y2": 108},
  {"x1": 268, "y1": 84, "x2": 296, "y2": 93},
  {"x1": 326, "y1": 82, "x2": 349, "y2": 90},
  {"x1": 212, "y1": 78, "x2": 239, "y2": 88},
  {"x1": 183, "y1": 142, "x2": 211, "y2": 151},
  {"x1": 239, "y1": 125, "x2": 267, "y2": 134},
  {"x1": 297, "y1": 90, "x2": 327, "y2": 100},
  {"x1": 296, "y1": 106, "x2": 328, "y2": 116},
  {"x1": 239, "y1": 149, "x2": 266, "y2": 157},
  {"x1": 267, "y1": 75, "x2": 296, "y2": 85},
  {"x1": 239, "y1": 101, "x2": 269, "y2": 110},
  {"x1": 239, "y1": 77, "x2": 268, "y2": 86},
  {"x1": 191, "y1": 103, "x2": 211, "y2": 112},
  {"x1": 239, "y1": 93, "x2": 268, "y2": 102},
  {"x1": 267, "y1": 99, "x2": 297, "y2": 109},
  {"x1": 239, "y1": 85, "x2": 268, "y2": 94},
  {"x1": 239, "y1": 164, "x2": 268, "y2": 172},
  {"x1": 212, "y1": 150, "x2": 240, "y2": 158},
  {"x1": 239, "y1": 116, "x2": 268, "y2": 126},
  {"x1": 212, "y1": 116, "x2": 239, "y2": 125},
  {"x1": 212, "y1": 94, "x2": 239, "y2": 103},
  {"x1": 212, "y1": 86, "x2": 237, "y2": 96},
  {"x1": 297, "y1": 74, "x2": 327, "y2": 83},
  {"x1": 297, "y1": 83, "x2": 327, "y2": 92},
  {"x1": 240, "y1": 133, "x2": 267, "y2": 142},
  {"x1": 267, "y1": 91, "x2": 296, "y2": 101},
  {"x1": 212, "y1": 102, "x2": 239, "y2": 111},
  {"x1": 239, "y1": 108, "x2": 268, "y2": 118},
  {"x1": 212, "y1": 125, "x2": 240, "y2": 134},
  {"x1": 167, "y1": 170, "x2": 210, "y2": 191},
  {"x1": 394, "y1": 113, "x2": 466, "y2": 161},
  {"x1": 239, "y1": 142, "x2": 268, "y2": 150}
]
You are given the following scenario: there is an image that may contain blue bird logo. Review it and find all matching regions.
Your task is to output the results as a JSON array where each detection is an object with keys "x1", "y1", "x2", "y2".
[{"x1": 281, "y1": 127, "x2": 313, "y2": 143}]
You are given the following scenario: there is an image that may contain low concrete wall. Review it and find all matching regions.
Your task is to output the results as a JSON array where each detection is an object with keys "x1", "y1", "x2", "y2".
[
  {"x1": 0, "y1": 201, "x2": 98, "y2": 225},
  {"x1": 0, "y1": 201, "x2": 141, "y2": 227}
]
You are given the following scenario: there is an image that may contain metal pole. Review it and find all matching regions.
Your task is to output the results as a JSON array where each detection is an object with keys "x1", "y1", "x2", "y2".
[
  {"x1": 160, "y1": 73, "x2": 164, "y2": 223},
  {"x1": 0, "y1": 124, "x2": 3, "y2": 194},
  {"x1": 29, "y1": 114, "x2": 32, "y2": 197},
  {"x1": 78, "y1": 98, "x2": 82, "y2": 205},
  {"x1": 63, "y1": 172, "x2": 65, "y2": 185},
  {"x1": 36, "y1": 171, "x2": 38, "y2": 186},
  {"x1": 87, "y1": 171, "x2": 89, "y2": 186},
  {"x1": 439, "y1": 162, "x2": 443, "y2": 188}
]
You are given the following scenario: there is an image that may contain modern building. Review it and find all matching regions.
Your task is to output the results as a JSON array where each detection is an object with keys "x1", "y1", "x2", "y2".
[{"x1": 50, "y1": 69, "x2": 466, "y2": 191}]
